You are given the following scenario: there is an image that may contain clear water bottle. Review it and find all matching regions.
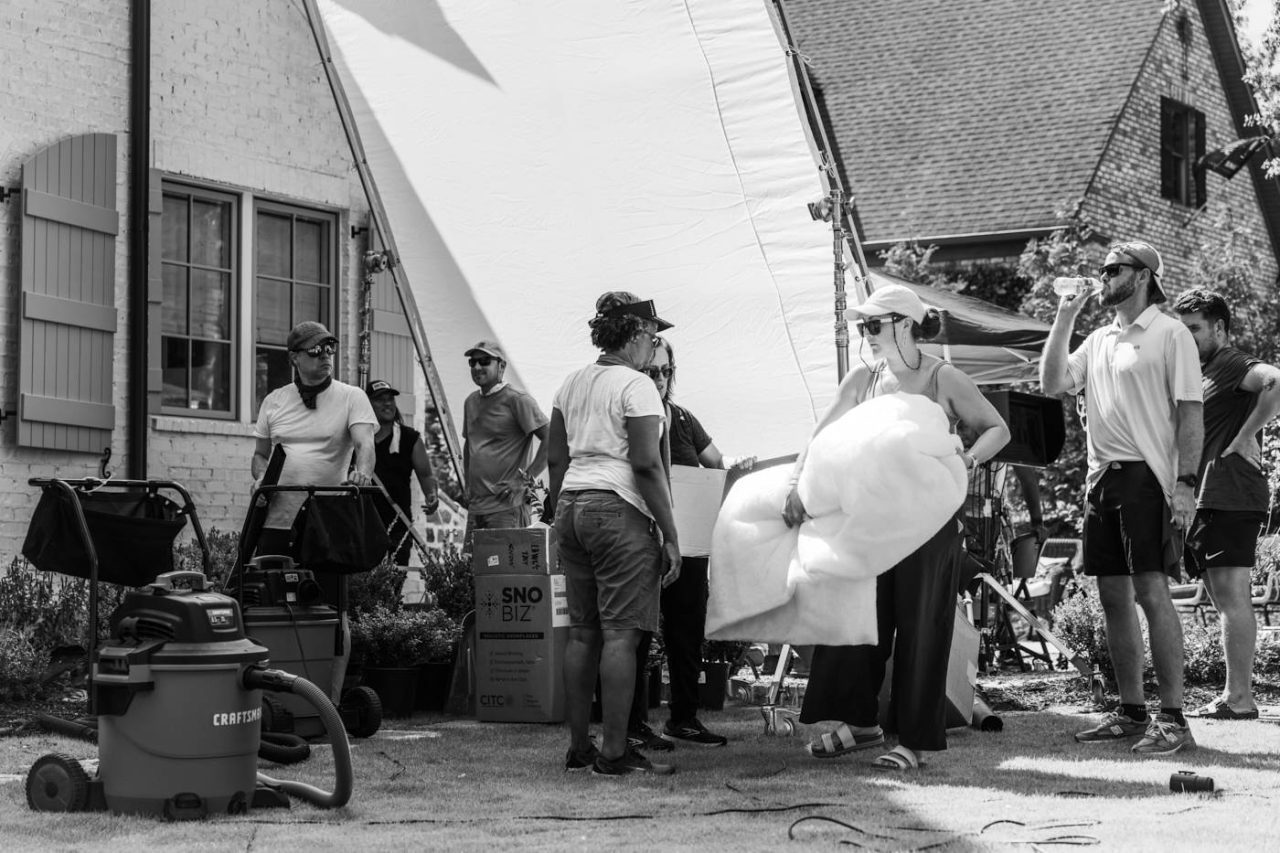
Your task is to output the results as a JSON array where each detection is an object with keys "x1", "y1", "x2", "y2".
[{"x1": 1052, "y1": 276, "x2": 1101, "y2": 297}]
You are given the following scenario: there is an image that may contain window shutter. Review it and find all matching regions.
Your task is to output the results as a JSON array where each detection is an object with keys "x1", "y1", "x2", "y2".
[
  {"x1": 370, "y1": 244, "x2": 417, "y2": 419},
  {"x1": 1193, "y1": 109, "x2": 1207, "y2": 208},
  {"x1": 18, "y1": 133, "x2": 120, "y2": 452},
  {"x1": 146, "y1": 169, "x2": 164, "y2": 413}
]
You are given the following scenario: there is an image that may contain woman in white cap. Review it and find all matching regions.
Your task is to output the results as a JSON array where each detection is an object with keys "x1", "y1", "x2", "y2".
[{"x1": 782, "y1": 284, "x2": 1009, "y2": 770}]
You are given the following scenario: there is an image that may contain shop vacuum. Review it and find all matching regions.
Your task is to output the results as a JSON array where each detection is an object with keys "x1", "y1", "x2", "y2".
[{"x1": 25, "y1": 571, "x2": 353, "y2": 819}]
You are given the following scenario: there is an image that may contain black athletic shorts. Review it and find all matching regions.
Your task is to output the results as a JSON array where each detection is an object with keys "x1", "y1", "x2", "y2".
[
  {"x1": 1183, "y1": 508, "x2": 1266, "y2": 578},
  {"x1": 1083, "y1": 461, "x2": 1178, "y2": 579}
]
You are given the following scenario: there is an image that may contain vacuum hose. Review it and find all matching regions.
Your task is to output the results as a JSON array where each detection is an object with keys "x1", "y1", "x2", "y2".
[{"x1": 243, "y1": 667, "x2": 353, "y2": 809}]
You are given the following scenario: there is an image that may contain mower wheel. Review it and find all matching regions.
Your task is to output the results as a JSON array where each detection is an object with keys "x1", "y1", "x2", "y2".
[
  {"x1": 26, "y1": 753, "x2": 90, "y2": 812},
  {"x1": 341, "y1": 685, "x2": 383, "y2": 738}
]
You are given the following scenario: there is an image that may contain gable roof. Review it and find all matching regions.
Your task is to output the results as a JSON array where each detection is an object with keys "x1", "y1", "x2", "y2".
[{"x1": 783, "y1": 0, "x2": 1165, "y2": 247}]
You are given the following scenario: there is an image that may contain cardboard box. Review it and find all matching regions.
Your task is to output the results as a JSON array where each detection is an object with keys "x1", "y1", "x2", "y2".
[
  {"x1": 472, "y1": 527, "x2": 558, "y2": 575},
  {"x1": 473, "y1": 571, "x2": 569, "y2": 722},
  {"x1": 670, "y1": 464, "x2": 728, "y2": 557}
]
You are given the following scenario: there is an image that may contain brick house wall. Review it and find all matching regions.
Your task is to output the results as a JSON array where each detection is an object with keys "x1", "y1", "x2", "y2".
[
  {"x1": 1084, "y1": 6, "x2": 1280, "y2": 294},
  {"x1": 0, "y1": 2, "x2": 132, "y2": 552},
  {"x1": 0, "y1": 1, "x2": 395, "y2": 558}
]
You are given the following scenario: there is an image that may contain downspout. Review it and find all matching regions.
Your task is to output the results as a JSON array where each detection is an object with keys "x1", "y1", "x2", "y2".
[{"x1": 127, "y1": 0, "x2": 151, "y2": 479}]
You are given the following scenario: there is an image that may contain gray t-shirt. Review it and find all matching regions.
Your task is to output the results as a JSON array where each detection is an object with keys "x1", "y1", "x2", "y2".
[{"x1": 463, "y1": 385, "x2": 549, "y2": 515}]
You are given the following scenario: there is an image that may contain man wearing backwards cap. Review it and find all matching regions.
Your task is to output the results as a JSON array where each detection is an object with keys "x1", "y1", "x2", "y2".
[
  {"x1": 253, "y1": 320, "x2": 377, "y2": 700},
  {"x1": 1041, "y1": 240, "x2": 1204, "y2": 755},
  {"x1": 462, "y1": 338, "x2": 549, "y2": 534}
]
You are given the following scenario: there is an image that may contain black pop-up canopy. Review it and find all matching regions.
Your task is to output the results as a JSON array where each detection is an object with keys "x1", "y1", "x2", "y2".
[{"x1": 865, "y1": 270, "x2": 1086, "y2": 385}]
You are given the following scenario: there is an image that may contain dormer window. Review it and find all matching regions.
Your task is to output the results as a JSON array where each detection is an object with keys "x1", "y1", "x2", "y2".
[{"x1": 1161, "y1": 97, "x2": 1206, "y2": 207}]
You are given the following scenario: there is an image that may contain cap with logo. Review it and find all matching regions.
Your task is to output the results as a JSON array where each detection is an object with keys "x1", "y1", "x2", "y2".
[
  {"x1": 1112, "y1": 240, "x2": 1167, "y2": 303},
  {"x1": 365, "y1": 379, "x2": 399, "y2": 397}
]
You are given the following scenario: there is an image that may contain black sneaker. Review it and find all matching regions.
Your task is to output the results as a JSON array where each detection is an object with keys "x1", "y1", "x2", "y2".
[
  {"x1": 628, "y1": 722, "x2": 674, "y2": 752},
  {"x1": 564, "y1": 744, "x2": 599, "y2": 772},
  {"x1": 593, "y1": 747, "x2": 675, "y2": 776},
  {"x1": 662, "y1": 718, "x2": 728, "y2": 747}
]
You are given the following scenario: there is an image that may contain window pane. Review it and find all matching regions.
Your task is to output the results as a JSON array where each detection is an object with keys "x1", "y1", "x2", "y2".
[
  {"x1": 256, "y1": 347, "x2": 292, "y2": 410},
  {"x1": 296, "y1": 219, "x2": 325, "y2": 283},
  {"x1": 256, "y1": 277, "x2": 290, "y2": 345},
  {"x1": 294, "y1": 283, "x2": 326, "y2": 326},
  {"x1": 257, "y1": 212, "x2": 292, "y2": 278},
  {"x1": 161, "y1": 336, "x2": 189, "y2": 409},
  {"x1": 192, "y1": 199, "x2": 231, "y2": 268},
  {"x1": 190, "y1": 269, "x2": 231, "y2": 340},
  {"x1": 190, "y1": 340, "x2": 231, "y2": 412},
  {"x1": 162, "y1": 194, "x2": 189, "y2": 262},
  {"x1": 162, "y1": 264, "x2": 188, "y2": 335}
]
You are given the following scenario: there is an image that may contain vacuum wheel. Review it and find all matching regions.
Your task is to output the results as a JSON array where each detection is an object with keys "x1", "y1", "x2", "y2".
[
  {"x1": 341, "y1": 685, "x2": 383, "y2": 738},
  {"x1": 26, "y1": 753, "x2": 90, "y2": 812}
]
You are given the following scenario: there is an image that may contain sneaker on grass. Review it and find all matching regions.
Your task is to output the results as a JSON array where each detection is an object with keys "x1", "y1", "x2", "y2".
[
  {"x1": 662, "y1": 717, "x2": 728, "y2": 747},
  {"x1": 628, "y1": 722, "x2": 674, "y2": 752},
  {"x1": 1074, "y1": 709, "x2": 1147, "y2": 743},
  {"x1": 593, "y1": 747, "x2": 676, "y2": 776},
  {"x1": 1131, "y1": 713, "x2": 1197, "y2": 756},
  {"x1": 564, "y1": 744, "x2": 600, "y2": 772}
]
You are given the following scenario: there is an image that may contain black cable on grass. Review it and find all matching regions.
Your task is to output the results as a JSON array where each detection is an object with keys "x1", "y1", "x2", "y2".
[
  {"x1": 706, "y1": 802, "x2": 840, "y2": 816},
  {"x1": 375, "y1": 750, "x2": 407, "y2": 781},
  {"x1": 1055, "y1": 791, "x2": 1099, "y2": 798},
  {"x1": 788, "y1": 815, "x2": 900, "y2": 841}
]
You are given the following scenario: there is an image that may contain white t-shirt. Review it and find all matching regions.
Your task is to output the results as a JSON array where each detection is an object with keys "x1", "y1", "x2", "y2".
[
  {"x1": 1065, "y1": 305, "x2": 1202, "y2": 503},
  {"x1": 553, "y1": 363, "x2": 664, "y2": 517},
  {"x1": 254, "y1": 380, "x2": 378, "y2": 528}
]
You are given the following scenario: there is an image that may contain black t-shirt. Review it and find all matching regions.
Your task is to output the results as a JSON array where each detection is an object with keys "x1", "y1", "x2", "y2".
[
  {"x1": 373, "y1": 424, "x2": 422, "y2": 522},
  {"x1": 667, "y1": 402, "x2": 712, "y2": 467},
  {"x1": 1198, "y1": 346, "x2": 1268, "y2": 511}
]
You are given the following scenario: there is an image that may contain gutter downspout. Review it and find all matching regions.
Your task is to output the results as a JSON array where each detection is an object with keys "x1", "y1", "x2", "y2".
[{"x1": 128, "y1": 0, "x2": 150, "y2": 479}]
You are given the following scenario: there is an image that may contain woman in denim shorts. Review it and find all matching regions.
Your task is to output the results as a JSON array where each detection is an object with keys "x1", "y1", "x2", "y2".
[{"x1": 544, "y1": 291, "x2": 683, "y2": 777}]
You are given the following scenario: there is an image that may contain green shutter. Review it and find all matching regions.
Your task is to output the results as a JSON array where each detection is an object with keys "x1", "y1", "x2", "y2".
[
  {"x1": 370, "y1": 243, "x2": 417, "y2": 418},
  {"x1": 18, "y1": 133, "x2": 120, "y2": 452},
  {"x1": 146, "y1": 169, "x2": 164, "y2": 414}
]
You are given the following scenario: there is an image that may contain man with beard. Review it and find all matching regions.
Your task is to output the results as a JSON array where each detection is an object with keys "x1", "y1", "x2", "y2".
[
  {"x1": 1173, "y1": 288, "x2": 1280, "y2": 721},
  {"x1": 1040, "y1": 241, "x2": 1204, "y2": 755}
]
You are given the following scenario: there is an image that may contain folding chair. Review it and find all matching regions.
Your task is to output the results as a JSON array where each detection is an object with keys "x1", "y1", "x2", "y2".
[
  {"x1": 1171, "y1": 580, "x2": 1213, "y2": 625},
  {"x1": 1252, "y1": 571, "x2": 1280, "y2": 627}
]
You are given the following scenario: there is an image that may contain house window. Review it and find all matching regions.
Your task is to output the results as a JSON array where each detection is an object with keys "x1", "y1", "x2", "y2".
[
  {"x1": 1160, "y1": 97, "x2": 1206, "y2": 207},
  {"x1": 161, "y1": 185, "x2": 237, "y2": 416},
  {"x1": 254, "y1": 201, "x2": 337, "y2": 409}
]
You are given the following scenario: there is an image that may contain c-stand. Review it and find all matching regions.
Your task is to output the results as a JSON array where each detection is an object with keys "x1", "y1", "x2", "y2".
[{"x1": 965, "y1": 464, "x2": 1105, "y2": 705}]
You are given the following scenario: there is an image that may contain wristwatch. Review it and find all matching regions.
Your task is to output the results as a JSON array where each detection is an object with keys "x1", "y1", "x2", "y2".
[{"x1": 1176, "y1": 473, "x2": 1199, "y2": 489}]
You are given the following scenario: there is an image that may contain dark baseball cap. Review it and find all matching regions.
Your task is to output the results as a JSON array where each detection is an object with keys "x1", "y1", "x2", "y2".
[
  {"x1": 366, "y1": 379, "x2": 399, "y2": 397},
  {"x1": 287, "y1": 321, "x2": 338, "y2": 352}
]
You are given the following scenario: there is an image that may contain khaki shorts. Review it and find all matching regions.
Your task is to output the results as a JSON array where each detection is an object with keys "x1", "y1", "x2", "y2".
[{"x1": 554, "y1": 490, "x2": 660, "y2": 632}]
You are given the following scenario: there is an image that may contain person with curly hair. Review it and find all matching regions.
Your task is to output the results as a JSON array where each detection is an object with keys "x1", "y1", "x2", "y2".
[{"x1": 545, "y1": 291, "x2": 682, "y2": 776}]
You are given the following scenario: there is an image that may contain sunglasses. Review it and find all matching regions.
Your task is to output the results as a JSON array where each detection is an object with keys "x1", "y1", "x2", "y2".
[
  {"x1": 643, "y1": 365, "x2": 674, "y2": 379},
  {"x1": 854, "y1": 314, "x2": 904, "y2": 337},
  {"x1": 468, "y1": 356, "x2": 495, "y2": 368},
  {"x1": 1099, "y1": 262, "x2": 1140, "y2": 278},
  {"x1": 296, "y1": 342, "x2": 336, "y2": 357}
]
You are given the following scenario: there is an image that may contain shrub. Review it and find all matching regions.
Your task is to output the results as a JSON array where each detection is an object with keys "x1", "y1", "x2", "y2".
[
  {"x1": 173, "y1": 526, "x2": 240, "y2": 589},
  {"x1": 1051, "y1": 577, "x2": 1123, "y2": 682},
  {"x1": 422, "y1": 547, "x2": 474, "y2": 623},
  {"x1": 1181, "y1": 621, "x2": 1227, "y2": 686},
  {"x1": 0, "y1": 627, "x2": 46, "y2": 701},
  {"x1": 350, "y1": 605, "x2": 460, "y2": 667},
  {"x1": 347, "y1": 558, "x2": 409, "y2": 618}
]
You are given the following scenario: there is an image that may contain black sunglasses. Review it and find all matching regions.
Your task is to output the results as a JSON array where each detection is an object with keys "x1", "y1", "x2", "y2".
[
  {"x1": 854, "y1": 314, "x2": 904, "y2": 337},
  {"x1": 296, "y1": 342, "x2": 336, "y2": 357},
  {"x1": 468, "y1": 356, "x2": 495, "y2": 368},
  {"x1": 1099, "y1": 262, "x2": 1140, "y2": 278},
  {"x1": 643, "y1": 365, "x2": 673, "y2": 379}
]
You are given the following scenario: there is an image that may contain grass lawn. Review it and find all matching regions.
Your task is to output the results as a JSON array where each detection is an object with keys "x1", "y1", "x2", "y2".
[{"x1": 2, "y1": 677, "x2": 1278, "y2": 852}]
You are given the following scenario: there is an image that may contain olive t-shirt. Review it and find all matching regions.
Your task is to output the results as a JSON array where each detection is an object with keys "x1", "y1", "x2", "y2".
[
  {"x1": 463, "y1": 385, "x2": 549, "y2": 515},
  {"x1": 1196, "y1": 345, "x2": 1269, "y2": 512}
]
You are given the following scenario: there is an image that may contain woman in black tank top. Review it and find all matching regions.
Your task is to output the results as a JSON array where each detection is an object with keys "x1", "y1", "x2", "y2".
[{"x1": 781, "y1": 285, "x2": 1009, "y2": 770}]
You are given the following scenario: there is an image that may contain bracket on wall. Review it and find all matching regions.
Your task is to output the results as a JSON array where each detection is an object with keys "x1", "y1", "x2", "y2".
[
  {"x1": 0, "y1": 187, "x2": 19, "y2": 203},
  {"x1": 351, "y1": 225, "x2": 369, "y2": 238}
]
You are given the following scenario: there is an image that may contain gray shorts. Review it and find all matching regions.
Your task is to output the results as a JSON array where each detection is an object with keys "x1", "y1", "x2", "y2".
[{"x1": 554, "y1": 490, "x2": 660, "y2": 632}]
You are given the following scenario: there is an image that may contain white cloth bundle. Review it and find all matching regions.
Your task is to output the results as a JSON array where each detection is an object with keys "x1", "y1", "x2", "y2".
[{"x1": 706, "y1": 392, "x2": 967, "y2": 645}]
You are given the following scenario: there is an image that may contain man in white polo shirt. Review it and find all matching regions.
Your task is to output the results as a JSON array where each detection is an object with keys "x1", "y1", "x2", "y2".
[{"x1": 1040, "y1": 240, "x2": 1203, "y2": 755}]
